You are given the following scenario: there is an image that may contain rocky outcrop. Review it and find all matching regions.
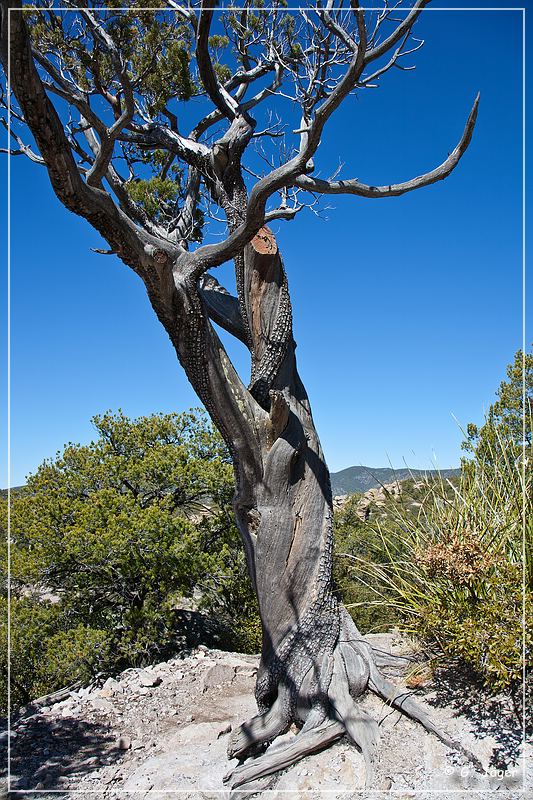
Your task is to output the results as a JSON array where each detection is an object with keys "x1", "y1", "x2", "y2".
[
  {"x1": 333, "y1": 481, "x2": 403, "y2": 520},
  {"x1": 3, "y1": 635, "x2": 528, "y2": 799}
]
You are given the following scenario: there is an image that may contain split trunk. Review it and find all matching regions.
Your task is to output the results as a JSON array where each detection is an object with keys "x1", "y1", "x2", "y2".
[{"x1": 145, "y1": 227, "x2": 459, "y2": 790}]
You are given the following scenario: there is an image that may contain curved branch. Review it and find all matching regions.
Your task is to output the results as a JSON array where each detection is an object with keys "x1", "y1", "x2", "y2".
[
  {"x1": 0, "y1": 117, "x2": 45, "y2": 164},
  {"x1": 296, "y1": 3, "x2": 368, "y2": 168},
  {"x1": 294, "y1": 93, "x2": 480, "y2": 199},
  {"x1": 120, "y1": 125, "x2": 210, "y2": 169},
  {"x1": 264, "y1": 206, "x2": 300, "y2": 223},
  {"x1": 364, "y1": 0, "x2": 430, "y2": 65},
  {"x1": 198, "y1": 274, "x2": 248, "y2": 345},
  {"x1": 191, "y1": 63, "x2": 283, "y2": 142},
  {"x1": 197, "y1": 2, "x2": 238, "y2": 121}
]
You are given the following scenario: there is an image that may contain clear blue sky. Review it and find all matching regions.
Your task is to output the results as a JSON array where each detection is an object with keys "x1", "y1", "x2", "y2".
[{"x1": 1, "y1": 2, "x2": 529, "y2": 487}]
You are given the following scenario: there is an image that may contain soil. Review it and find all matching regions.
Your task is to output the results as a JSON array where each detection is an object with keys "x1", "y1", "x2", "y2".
[{"x1": 2, "y1": 633, "x2": 530, "y2": 799}]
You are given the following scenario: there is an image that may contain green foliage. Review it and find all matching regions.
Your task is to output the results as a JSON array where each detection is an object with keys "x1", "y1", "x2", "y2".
[
  {"x1": 126, "y1": 176, "x2": 181, "y2": 219},
  {"x1": 339, "y1": 349, "x2": 532, "y2": 691},
  {"x1": 25, "y1": 6, "x2": 200, "y2": 231},
  {"x1": 333, "y1": 492, "x2": 400, "y2": 633},
  {"x1": 29, "y1": 6, "x2": 195, "y2": 113},
  {"x1": 462, "y1": 349, "x2": 533, "y2": 468},
  {"x1": 2, "y1": 410, "x2": 260, "y2": 714},
  {"x1": 0, "y1": 597, "x2": 111, "y2": 712}
]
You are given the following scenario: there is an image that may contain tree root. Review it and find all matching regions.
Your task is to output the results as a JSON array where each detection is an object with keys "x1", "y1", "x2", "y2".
[
  {"x1": 225, "y1": 614, "x2": 484, "y2": 794},
  {"x1": 367, "y1": 660, "x2": 484, "y2": 772},
  {"x1": 225, "y1": 717, "x2": 345, "y2": 789},
  {"x1": 329, "y1": 646, "x2": 380, "y2": 785},
  {"x1": 227, "y1": 686, "x2": 291, "y2": 760}
]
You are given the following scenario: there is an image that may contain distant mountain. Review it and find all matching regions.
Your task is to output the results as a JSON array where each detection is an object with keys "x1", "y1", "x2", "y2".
[
  {"x1": 329, "y1": 466, "x2": 460, "y2": 497},
  {"x1": 0, "y1": 485, "x2": 24, "y2": 499},
  {"x1": 2, "y1": 473, "x2": 461, "y2": 502}
]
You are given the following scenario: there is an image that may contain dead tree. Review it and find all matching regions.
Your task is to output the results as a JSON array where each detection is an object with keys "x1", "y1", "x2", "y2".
[{"x1": 0, "y1": 0, "x2": 479, "y2": 789}]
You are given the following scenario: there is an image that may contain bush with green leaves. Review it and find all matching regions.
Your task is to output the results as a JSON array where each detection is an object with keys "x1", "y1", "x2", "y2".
[
  {"x1": 1, "y1": 409, "x2": 261, "y2": 714},
  {"x1": 333, "y1": 492, "x2": 400, "y2": 633},
  {"x1": 337, "y1": 349, "x2": 532, "y2": 691},
  {"x1": 1, "y1": 596, "x2": 112, "y2": 711}
]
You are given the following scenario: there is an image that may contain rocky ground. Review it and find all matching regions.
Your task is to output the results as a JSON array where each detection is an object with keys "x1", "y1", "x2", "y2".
[
  {"x1": 332, "y1": 480, "x2": 422, "y2": 520},
  {"x1": 2, "y1": 633, "x2": 530, "y2": 799}
]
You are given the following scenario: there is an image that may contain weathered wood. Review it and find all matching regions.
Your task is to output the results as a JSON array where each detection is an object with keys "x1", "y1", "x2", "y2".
[{"x1": 226, "y1": 718, "x2": 346, "y2": 789}]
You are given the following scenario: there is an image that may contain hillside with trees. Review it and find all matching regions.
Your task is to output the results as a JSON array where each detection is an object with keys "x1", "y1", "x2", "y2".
[{"x1": 330, "y1": 466, "x2": 460, "y2": 497}]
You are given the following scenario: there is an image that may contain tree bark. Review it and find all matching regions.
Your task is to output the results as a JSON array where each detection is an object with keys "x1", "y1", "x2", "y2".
[{"x1": 139, "y1": 227, "x2": 467, "y2": 790}]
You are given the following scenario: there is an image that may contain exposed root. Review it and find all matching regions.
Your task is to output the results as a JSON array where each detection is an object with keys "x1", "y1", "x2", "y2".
[
  {"x1": 368, "y1": 660, "x2": 484, "y2": 772},
  {"x1": 224, "y1": 717, "x2": 345, "y2": 789},
  {"x1": 371, "y1": 647, "x2": 417, "y2": 670},
  {"x1": 227, "y1": 688, "x2": 291, "y2": 761},
  {"x1": 228, "y1": 774, "x2": 277, "y2": 800},
  {"x1": 226, "y1": 614, "x2": 484, "y2": 794},
  {"x1": 329, "y1": 646, "x2": 380, "y2": 785},
  {"x1": 368, "y1": 660, "x2": 454, "y2": 744}
]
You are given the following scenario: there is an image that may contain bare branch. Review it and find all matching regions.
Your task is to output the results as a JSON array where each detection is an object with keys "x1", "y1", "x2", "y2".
[
  {"x1": 0, "y1": 117, "x2": 45, "y2": 164},
  {"x1": 264, "y1": 206, "x2": 300, "y2": 223},
  {"x1": 198, "y1": 273, "x2": 248, "y2": 345},
  {"x1": 119, "y1": 125, "x2": 210, "y2": 169},
  {"x1": 32, "y1": 48, "x2": 106, "y2": 135},
  {"x1": 364, "y1": 0, "x2": 430, "y2": 65},
  {"x1": 294, "y1": 93, "x2": 480, "y2": 199},
  {"x1": 73, "y1": 7, "x2": 135, "y2": 187},
  {"x1": 166, "y1": 1, "x2": 198, "y2": 33},
  {"x1": 196, "y1": 1, "x2": 238, "y2": 121},
  {"x1": 361, "y1": 32, "x2": 423, "y2": 86},
  {"x1": 171, "y1": 167, "x2": 201, "y2": 245},
  {"x1": 296, "y1": 3, "x2": 368, "y2": 165}
]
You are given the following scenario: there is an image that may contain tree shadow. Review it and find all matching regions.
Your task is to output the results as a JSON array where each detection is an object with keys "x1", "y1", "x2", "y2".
[
  {"x1": 173, "y1": 608, "x2": 240, "y2": 650},
  {"x1": 4, "y1": 713, "x2": 123, "y2": 791},
  {"x1": 422, "y1": 659, "x2": 527, "y2": 770}
]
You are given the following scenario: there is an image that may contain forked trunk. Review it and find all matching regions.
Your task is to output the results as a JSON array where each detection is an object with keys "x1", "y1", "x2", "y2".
[{"x1": 145, "y1": 228, "x2": 474, "y2": 791}]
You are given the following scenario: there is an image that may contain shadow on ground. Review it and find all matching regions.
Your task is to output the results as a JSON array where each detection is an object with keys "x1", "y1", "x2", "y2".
[
  {"x1": 425, "y1": 659, "x2": 528, "y2": 770},
  {"x1": 4, "y1": 713, "x2": 123, "y2": 791}
]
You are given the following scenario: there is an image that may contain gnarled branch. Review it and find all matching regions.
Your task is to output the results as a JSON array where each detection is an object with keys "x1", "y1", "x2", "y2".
[
  {"x1": 197, "y1": 1, "x2": 238, "y2": 121},
  {"x1": 198, "y1": 274, "x2": 248, "y2": 345},
  {"x1": 294, "y1": 93, "x2": 480, "y2": 199}
]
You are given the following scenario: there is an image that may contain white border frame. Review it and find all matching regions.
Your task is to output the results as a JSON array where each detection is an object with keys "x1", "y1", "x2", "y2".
[{"x1": 5, "y1": 3, "x2": 528, "y2": 794}]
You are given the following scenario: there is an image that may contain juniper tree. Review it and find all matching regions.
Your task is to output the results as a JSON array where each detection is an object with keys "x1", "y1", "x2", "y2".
[{"x1": 1, "y1": 0, "x2": 479, "y2": 788}]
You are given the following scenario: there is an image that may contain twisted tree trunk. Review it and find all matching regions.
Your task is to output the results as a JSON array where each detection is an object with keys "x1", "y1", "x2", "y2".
[{"x1": 140, "y1": 224, "x2": 465, "y2": 791}]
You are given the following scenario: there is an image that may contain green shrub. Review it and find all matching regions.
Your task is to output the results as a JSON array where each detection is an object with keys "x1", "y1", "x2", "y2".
[
  {"x1": 1, "y1": 409, "x2": 259, "y2": 713},
  {"x1": 340, "y1": 350, "x2": 532, "y2": 691},
  {"x1": 333, "y1": 492, "x2": 401, "y2": 633},
  {"x1": 348, "y1": 456, "x2": 530, "y2": 690},
  {"x1": 0, "y1": 597, "x2": 111, "y2": 712}
]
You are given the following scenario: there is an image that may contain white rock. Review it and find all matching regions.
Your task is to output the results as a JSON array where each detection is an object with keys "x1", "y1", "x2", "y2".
[
  {"x1": 92, "y1": 698, "x2": 113, "y2": 712},
  {"x1": 138, "y1": 671, "x2": 162, "y2": 688}
]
